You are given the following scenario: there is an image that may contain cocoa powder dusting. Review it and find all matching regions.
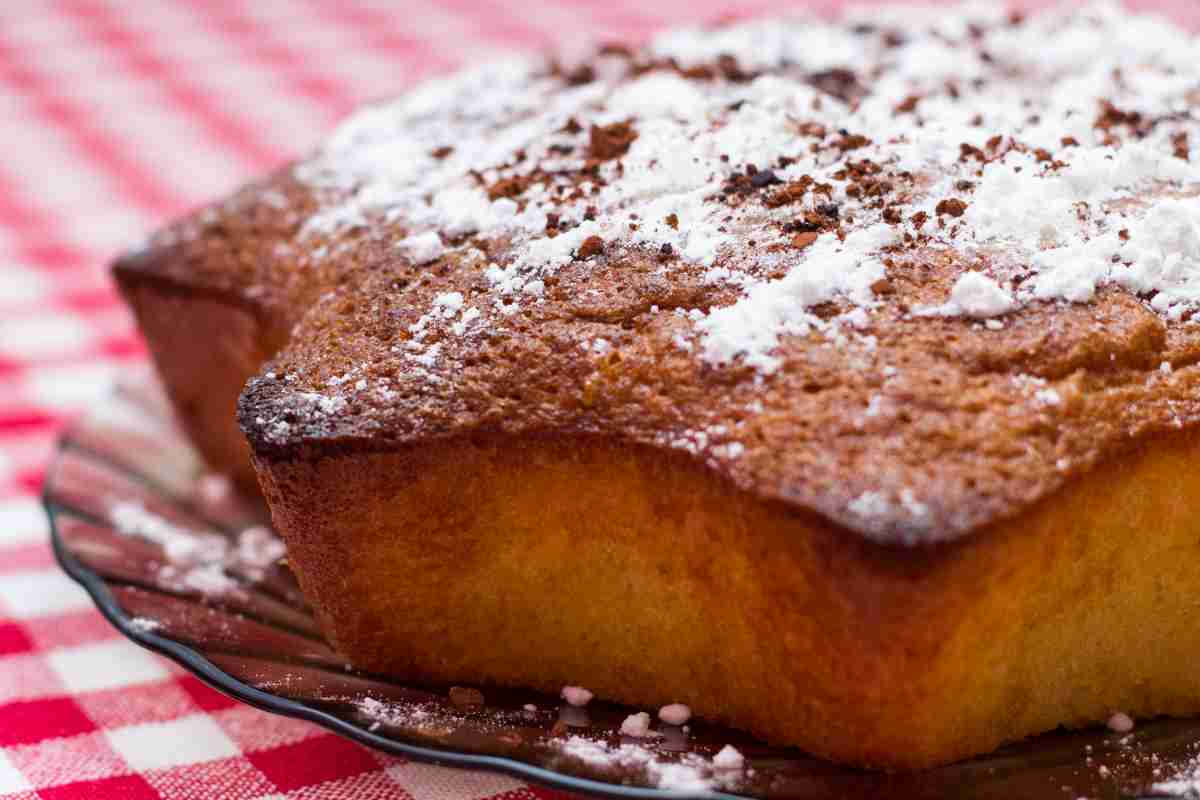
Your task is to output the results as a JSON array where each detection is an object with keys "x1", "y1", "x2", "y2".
[
  {"x1": 576, "y1": 235, "x2": 605, "y2": 259},
  {"x1": 936, "y1": 198, "x2": 968, "y2": 218},
  {"x1": 589, "y1": 122, "x2": 638, "y2": 160}
]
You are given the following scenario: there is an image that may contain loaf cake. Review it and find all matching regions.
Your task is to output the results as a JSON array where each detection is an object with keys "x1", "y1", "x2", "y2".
[{"x1": 115, "y1": 2, "x2": 1200, "y2": 770}]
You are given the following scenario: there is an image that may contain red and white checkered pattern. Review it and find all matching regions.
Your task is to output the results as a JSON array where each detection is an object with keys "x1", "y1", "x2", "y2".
[{"x1": 1, "y1": 1, "x2": 1196, "y2": 797}]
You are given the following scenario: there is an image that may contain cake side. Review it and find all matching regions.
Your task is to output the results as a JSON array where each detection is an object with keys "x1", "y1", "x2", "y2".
[
  {"x1": 112, "y1": 169, "x2": 328, "y2": 305},
  {"x1": 117, "y1": 281, "x2": 285, "y2": 487},
  {"x1": 111, "y1": 170, "x2": 387, "y2": 483},
  {"x1": 251, "y1": 426, "x2": 1200, "y2": 769}
]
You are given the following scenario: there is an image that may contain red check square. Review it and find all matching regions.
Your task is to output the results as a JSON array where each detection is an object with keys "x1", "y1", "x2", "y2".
[
  {"x1": 248, "y1": 734, "x2": 380, "y2": 792},
  {"x1": 37, "y1": 774, "x2": 160, "y2": 800},
  {"x1": 176, "y1": 675, "x2": 238, "y2": 713},
  {"x1": 0, "y1": 698, "x2": 95, "y2": 747},
  {"x1": 0, "y1": 622, "x2": 33, "y2": 656}
]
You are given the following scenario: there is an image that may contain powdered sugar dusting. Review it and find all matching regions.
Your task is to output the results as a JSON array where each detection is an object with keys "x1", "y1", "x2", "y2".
[
  {"x1": 396, "y1": 231, "x2": 445, "y2": 265},
  {"x1": 696, "y1": 230, "x2": 891, "y2": 373},
  {"x1": 235, "y1": 525, "x2": 288, "y2": 579},
  {"x1": 918, "y1": 272, "x2": 1017, "y2": 319},
  {"x1": 558, "y1": 735, "x2": 747, "y2": 793},
  {"x1": 690, "y1": 4, "x2": 1199, "y2": 369},
  {"x1": 847, "y1": 487, "x2": 933, "y2": 543},
  {"x1": 241, "y1": 2, "x2": 1200, "y2": 549},
  {"x1": 1153, "y1": 752, "x2": 1200, "y2": 796},
  {"x1": 848, "y1": 490, "x2": 892, "y2": 521},
  {"x1": 357, "y1": 694, "x2": 747, "y2": 793},
  {"x1": 110, "y1": 500, "x2": 228, "y2": 569},
  {"x1": 292, "y1": 1, "x2": 1197, "y2": 385},
  {"x1": 108, "y1": 501, "x2": 286, "y2": 596}
]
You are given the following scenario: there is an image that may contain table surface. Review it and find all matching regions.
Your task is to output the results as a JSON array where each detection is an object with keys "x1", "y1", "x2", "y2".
[{"x1": 0, "y1": 1, "x2": 1196, "y2": 798}]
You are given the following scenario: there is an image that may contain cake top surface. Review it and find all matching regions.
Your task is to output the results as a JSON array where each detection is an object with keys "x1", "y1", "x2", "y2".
[{"x1": 185, "y1": 1, "x2": 1198, "y2": 544}]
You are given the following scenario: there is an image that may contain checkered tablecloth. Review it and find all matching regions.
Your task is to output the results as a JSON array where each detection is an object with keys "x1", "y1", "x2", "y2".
[{"x1": 1, "y1": 1, "x2": 1197, "y2": 798}]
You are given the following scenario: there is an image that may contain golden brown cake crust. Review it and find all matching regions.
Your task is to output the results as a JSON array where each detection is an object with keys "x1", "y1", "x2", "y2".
[
  {"x1": 112, "y1": 170, "x2": 321, "y2": 312},
  {"x1": 239, "y1": 238, "x2": 1200, "y2": 542},
  {"x1": 224, "y1": 6, "x2": 1200, "y2": 544},
  {"x1": 119, "y1": 166, "x2": 1200, "y2": 516},
  {"x1": 110, "y1": 6, "x2": 1200, "y2": 542}
]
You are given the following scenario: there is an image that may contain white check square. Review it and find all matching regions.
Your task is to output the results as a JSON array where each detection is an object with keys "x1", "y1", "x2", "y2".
[
  {"x1": 0, "y1": 314, "x2": 91, "y2": 359},
  {"x1": 0, "y1": 568, "x2": 91, "y2": 619},
  {"x1": 0, "y1": 264, "x2": 48, "y2": 306},
  {"x1": 47, "y1": 639, "x2": 170, "y2": 693},
  {"x1": 27, "y1": 362, "x2": 119, "y2": 410},
  {"x1": 0, "y1": 497, "x2": 48, "y2": 548},
  {"x1": 0, "y1": 750, "x2": 30, "y2": 794},
  {"x1": 106, "y1": 713, "x2": 240, "y2": 772}
]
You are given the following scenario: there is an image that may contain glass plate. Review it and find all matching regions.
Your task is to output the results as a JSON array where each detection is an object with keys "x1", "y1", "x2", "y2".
[{"x1": 45, "y1": 377, "x2": 1197, "y2": 799}]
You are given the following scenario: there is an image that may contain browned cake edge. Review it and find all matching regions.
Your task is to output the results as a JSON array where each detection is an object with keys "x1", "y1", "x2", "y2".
[
  {"x1": 249, "y1": 425, "x2": 1200, "y2": 769},
  {"x1": 113, "y1": 256, "x2": 286, "y2": 488},
  {"x1": 109, "y1": 165, "x2": 328, "y2": 485}
]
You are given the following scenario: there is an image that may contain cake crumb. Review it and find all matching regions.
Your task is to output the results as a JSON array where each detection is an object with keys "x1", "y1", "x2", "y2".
[
  {"x1": 1107, "y1": 712, "x2": 1134, "y2": 734},
  {"x1": 1035, "y1": 388, "x2": 1062, "y2": 406},
  {"x1": 561, "y1": 686, "x2": 594, "y2": 707},
  {"x1": 658, "y1": 703, "x2": 692, "y2": 726},
  {"x1": 236, "y1": 526, "x2": 286, "y2": 577},
  {"x1": 195, "y1": 473, "x2": 232, "y2": 508},
  {"x1": 397, "y1": 231, "x2": 444, "y2": 264},
  {"x1": 712, "y1": 744, "x2": 745, "y2": 770},
  {"x1": 620, "y1": 712, "x2": 654, "y2": 737},
  {"x1": 1153, "y1": 752, "x2": 1200, "y2": 796}
]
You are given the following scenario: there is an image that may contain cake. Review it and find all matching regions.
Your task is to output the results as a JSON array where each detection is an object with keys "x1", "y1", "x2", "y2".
[{"x1": 115, "y1": 2, "x2": 1200, "y2": 770}]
